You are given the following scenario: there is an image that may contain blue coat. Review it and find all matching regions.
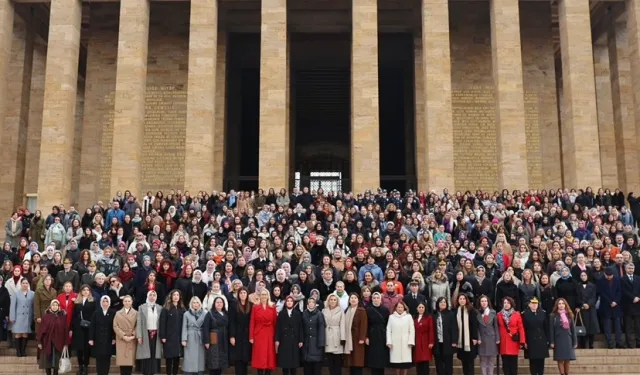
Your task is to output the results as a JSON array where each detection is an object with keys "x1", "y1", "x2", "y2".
[
  {"x1": 10, "y1": 290, "x2": 35, "y2": 334},
  {"x1": 597, "y1": 276, "x2": 623, "y2": 318}
]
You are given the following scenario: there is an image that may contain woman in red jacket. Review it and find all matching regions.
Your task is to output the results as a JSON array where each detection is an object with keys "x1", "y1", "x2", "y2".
[
  {"x1": 249, "y1": 289, "x2": 277, "y2": 375},
  {"x1": 497, "y1": 297, "x2": 526, "y2": 375},
  {"x1": 413, "y1": 302, "x2": 434, "y2": 375},
  {"x1": 56, "y1": 281, "x2": 77, "y2": 345}
]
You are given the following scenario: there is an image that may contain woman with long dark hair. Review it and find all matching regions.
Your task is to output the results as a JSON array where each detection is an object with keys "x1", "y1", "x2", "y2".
[
  {"x1": 413, "y1": 301, "x2": 434, "y2": 375},
  {"x1": 229, "y1": 287, "x2": 252, "y2": 375},
  {"x1": 550, "y1": 298, "x2": 577, "y2": 375},
  {"x1": 476, "y1": 295, "x2": 499, "y2": 375},
  {"x1": 432, "y1": 296, "x2": 457, "y2": 375},
  {"x1": 71, "y1": 285, "x2": 95, "y2": 375},
  {"x1": 344, "y1": 293, "x2": 367, "y2": 375},
  {"x1": 203, "y1": 297, "x2": 230, "y2": 375},
  {"x1": 159, "y1": 290, "x2": 185, "y2": 375},
  {"x1": 497, "y1": 297, "x2": 525, "y2": 375},
  {"x1": 275, "y1": 296, "x2": 303, "y2": 375},
  {"x1": 455, "y1": 294, "x2": 477, "y2": 375}
]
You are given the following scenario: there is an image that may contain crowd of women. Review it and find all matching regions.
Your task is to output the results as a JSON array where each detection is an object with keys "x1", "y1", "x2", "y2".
[{"x1": 3, "y1": 186, "x2": 639, "y2": 375}]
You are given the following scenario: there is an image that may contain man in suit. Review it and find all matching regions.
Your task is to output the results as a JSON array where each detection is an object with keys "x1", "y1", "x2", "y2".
[
  {"x1": 597, "y1": 268, "x2": 625, "y2": 348},
  {"x1": 403, "y1": 281, "x2": 426, "y2": 316},
  {"x1": 621, "y1": 263, "x2": 640, "y2": 348}
]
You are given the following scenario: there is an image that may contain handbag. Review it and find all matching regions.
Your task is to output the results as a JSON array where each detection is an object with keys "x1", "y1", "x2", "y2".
[
  {"x1": 80, "y1": 311, "x2": 90, "y2": 329},
  {"x1": 209, "y1": 332, "x2": 218, "y2": 345},
  {"x1": 58, "y1": 347, "x2": 71, "y2": 374},
  {"x1": 511, "y1": 333, "x2": 520, "y2": 342},
  {"x1": 574, "y1": 312, "x2": 587, "y2": 337}
]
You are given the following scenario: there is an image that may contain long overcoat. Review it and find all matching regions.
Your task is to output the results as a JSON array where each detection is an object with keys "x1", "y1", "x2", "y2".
[
  {"x1": 476, "y1": 310, "x2": 500, "y2": 357},
  {"x1": 275, "y1": 308, "x2": 304, "y2": 368},
  {"x1": 365, "y1": 304, "x2": 390, "y2": 369},
  {"x1": 549, "y1": 313, "x2": 577, "y2": 361},
  {"x1": 229, "y1": 305, "x2": 252, "y2": 363},
  {"x1": 181, "y1": 309, "x2": 207, "y2": 373},
  {"x1": 301, "y1": 308, "x2": 325, "y2": 362},
  {"x1": 432, "y1": 310, "x2": 458, "y2": 357},
  {"x1": 577, "y1": 283, "x2": 600, "y2": 334},
  {"x1": 521, "y1": 308, "x2": 549, "y2": 360},
  {"x1": 89, "y1": 308, "x2": 115, "y2": 358},
  {"x1": 10, "y1": 290, "x2": 34, "y2": 334},
  {"x1": 135, "y1": 303, "x2": 163, "y2": 360},
  {"x1": 71, "y1": 299, "x2": 96, "y2": 350},
  {"x1": 344, "y1": 307, "x2": 367, "y2": 367},
  {"x1": 202, "y1": 310, "x2": 229, "y2": 370},
  {"x1": 34, "y1": 286, "x2": 57, "y2": 333},
  {"x1": 113, "y1": 308, "x2": 138, "y2": 366},
  {"x1": 323, "y1": 306, "x2": 346, "y2": 354},
  {"x1": 413, "y1": 314, "x2": 434, "y2": 362},
  {"x1": 159, "y1": 305, "x2": 184, "y2": 358},
  {"x1": 249, "y1": 304, "x2": 277, "y2": 370},
  {"x1": 386, "y1": 311, "x2": 415, "y2": 363}
]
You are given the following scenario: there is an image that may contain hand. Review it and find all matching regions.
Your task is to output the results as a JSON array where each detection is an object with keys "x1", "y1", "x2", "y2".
[
  {"x1": 36, "y1": 318, "x2": 41, "y2": 323},
  {"x1": 88, "y1": 340, "x2": 94, "y2": 346},
  {"x1": 137, "y1": 338, "x2": 143, "y2": 345},
  {"x1": 387, "y1": 344, "x2": 393, "y2": 349},
  {"x1": 582, "y1": 304, "x2": 589, "y2": 310},
  {"x1": 550, "y1": 344, "x2": 554, "y2": 349},
  {"x1": 205, "y1": 344, "x2": 210, "y2": 349},
  {"x1": 611, "y1": 302, "x2": 617, "y2": 307},
  {"x1": 340, "y1": 340, "x2": 346, "y2": 347},
  {"x1": 298, "y1": 342, "x2": 303, "y2": 348},
  {"x1": 230, "y1": 337, "x2": 236, "y2": 346},
  {"x1": 472, "y1": 340, "x2": 478, "y2": 345},
  {"x1": 9, "y1": 320, "x2": 14, "y2": 324},
  {"x1": 634, "y1": 297, "x2": 640, "y2": 303},
  {"x1": 574, "y1": 308, "x2": 580, "y2": 314},
  {"x1": 112, "y1": 340, "x2": 115, "y2": 345},
  {"x1": 428, "y1": 344, "x2": 433, "y2": 349},
  {"x1": 249, "y1": 339, "x2": 254, "y2": 344},
  {"x1": 477, "y1": 340, "x2": 481, "y2": 344},
  {"x1": 574, "y1": 344, "x2": 577, "y2": 349},
  {"x1": 161, "y1": 339, "x2": 166, "y2": 343},
  {"x1": 37, "y1": 344, "x2": 42, "y2": 349},
  {"x1": 365, "y1": 338, "x2": 369, "y2": 345},
  {"x1": 69, "y1": 331, "x2": 73, "y2": 338},
  {"x1": 496, "y1": 340, "x2": 500, "y2": 344},
  {"x1": 182, "y1": 341, "x2": 187, "y2": 347},
  {"x1": 358, "y1": 340, "x2": 365, "y2": 344},
  {"x1": 452, "y1": 343, "x2": 457, "y2": 348},
  {"x1": 524, "y1": 343, "x2": 528, "y2": 349}
]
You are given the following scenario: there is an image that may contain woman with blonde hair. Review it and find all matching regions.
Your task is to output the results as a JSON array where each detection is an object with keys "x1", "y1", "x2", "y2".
[
  {"x1": 323, "y1": 294, "x2": 346, "y2": 375},
  {"x1": 181, "y1": 296, "x2": 207, "y2": 375},
  {"x1": 249, "y1": 289, "x2": 277, "y2": 375},
  {"x1": 113, "y1": 296, "x2": 137, "y2": 375}
]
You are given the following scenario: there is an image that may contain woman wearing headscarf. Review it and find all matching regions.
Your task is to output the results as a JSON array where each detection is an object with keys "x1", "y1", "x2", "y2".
[
  {"x1": 249, "y1": 289, "x2": 277, "y2": 375},
  {"x1": 497, "y1": 297, "x2": 525, "y2": 375},
  {"x1": 9, "y1": 278, "x2": 34, "y2": 356},
  {"x1": 71, "y1": 285, "x2": 96, "y2": 375},
  {"x1": 37, "y1": 299, "x2": 68, "y2": 375},
  {"x1": 113, "y1": 295, "x2": 137, "y2": 375},
  {"x1": 159, "y1": 290, "x2": 185, "y2": 375},
  {"x1": 203, "y1": 296, "x2": 230, "y2": 375},
  {"x1": 365, "y1": 292, "x2": 390, "y2": 375},
  {"x1": 136, "y1": 290, "x2": 162, "y2": 375},
  {"x1": 554, "y1": 266, "x2": 582, "y2": 312},
  {"x1": 229, "y1": 287, "x2": 253, "y2": 375},
  {"x1": 301, "y1": 296, "x2": 325, "y2": 375},
  {"x1": 181, "y1": 296, "x2": 207, "y2": 375},
  {"x1": 275, "y1": 295, "x2": 303, "y2": 375},
  {"x1": 89, "y1": 295, "x2": 116, "y2": 375},
  {"x1": 576, "y1": 270, "x2": 598, "y2": 349},
  {"x1": 549, "y1": 298, "x2": 577, "y2": 375}
]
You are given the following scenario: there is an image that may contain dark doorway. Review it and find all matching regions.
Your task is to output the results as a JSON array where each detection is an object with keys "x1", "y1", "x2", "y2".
[
  {"x1": 379, "y1": 34, "x2": 416, "y2": 193},
  {"x1": 225, "y1": 33, "x2": 260, "y2": 191}
]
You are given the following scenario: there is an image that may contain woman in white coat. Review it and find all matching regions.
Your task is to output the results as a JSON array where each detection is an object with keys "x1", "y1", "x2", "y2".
[
  {"x1": 323, "y1": 294, "x2": 346, "y2": 375},
  {"x1": 386, "y1": 301, "x2": 415, "y2": 375}
]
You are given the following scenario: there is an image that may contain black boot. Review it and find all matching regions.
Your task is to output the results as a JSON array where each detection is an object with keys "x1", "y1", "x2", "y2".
[
  {"x1": 82, "y1": 366, "x2": 88, "y2": 375},
  {"x1": 15, "y1": 337, "x2": 21, "y2": 357},
  {"x1": 20, "y1": 338, "x2": 28, "y2": 357}
]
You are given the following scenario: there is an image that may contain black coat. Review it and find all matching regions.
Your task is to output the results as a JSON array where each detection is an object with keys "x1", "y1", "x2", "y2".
[
  {"x1": 577, "y1": 283, "x2": 600, "y2": 334},
  {"x1": 71, "y1": 299, "x2": 96, "y2": 350},
  {"x1": 275, "y1": 309, "x2": 304, "y2": 368},
  {"x1": 455, "y1": 307, "x2": 478, "y2": 360},
  {"x1": 0, "y1": 286, "x2": 10, "y2": 340},
  {"x1": 522, "y1": 308, "x2": 549, "y2": 359},
  {"x1": 89, "y1": 308, "x2": 115, "y2": 357},
  {"x1": 159, "y1": 305, "x2": 185, "y2": 358},
  {"x1": 202, "y1": 310, "x2": 229, "y2": 370},
  {"x1": 403, "y1": 293, "x2": 427, "y2": 317},
  {"x1": 365, "y1": 304, "x2": 390, "y2": 369},
  {"x1": 176, "y1": 278, "x2": 208, "y2": 306},
  {"x1": 301, "y1": 308, "x2": 325, "y2": 362},
  {"x1": 554, "y1": 278, "x2": 582, "y2": 311},
  {"x1": 621, "y1": 275, "x2": 640, "y2": 316},
  {"x1": 135, "y1": 283, "x2": 166, "y2": 309},
  {"x1": 229, "y1": 304, "x2": 252, "y2": 362},
  {"x1": 432, "y1": 310, "x2": 458, "y2": 356},
  {"x1": 495, "y1": 281, "x2": 519, "y2": 311}
]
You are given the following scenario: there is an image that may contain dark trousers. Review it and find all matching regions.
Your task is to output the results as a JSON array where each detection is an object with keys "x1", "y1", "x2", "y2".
[
  {"x1": 96, "y1": 357, "x2": 111, "y2": 375},
  {"x1": 501, "y1": 355, "x2": 518, "y2": 375},
  {"x1": 209, "y1": 370, "x2": 221, "y2": 375},
  {"x1": 603, "y1": 317, "x2": 623, "y2": 346},
  {"x1": 235, "y1": 360, "x2": 249, "y2": 375},
  {"x1": 434, "y1": 354, "x2": 453, "y2": 375},
  {"x1": 45, "y1": 369, "x2": 59, "y2": 375},
  {"x1": 416, "y1": 361, "x2": 430, "y2": 375},
  {"x1": 349, "y1": 367, "x2": 363, "y2": 375},
  {"x1": 528, "y1": 359, "x2": 545, "y2": 375},
  {"x1": 165, "y1": 357, "x2": 180, "y2": 375},
  {"x1": 326, "y1": 353, "x2": 342, "y2": 375},
  {"x1": 120, "y1": 366, "x2": 133, "y2": 375},
  {"x1": 282, "y1": 369, "x2": 296, "y2": 375},
  {"x1": 303, "y1": 362, "x2": 322, "y2": 375},
  {"x1": 369, "y1": 369, "x2": 384, "y2": 375},
  {"x1": 77, "y1": 348, "x2": 91, "y2": 368},
  {"x1": 459, "y1": 351, "x2": 474, "y2": 375},
  {"x1": 623, "y1": 313, "x2": 640, "y2": 348},
  {"x1": 578, "y1": 334, "x2": 594, "y2": 349}
]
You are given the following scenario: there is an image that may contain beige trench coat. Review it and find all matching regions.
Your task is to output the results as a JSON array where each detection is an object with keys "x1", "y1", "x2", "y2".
[
  {"x1": 113, "y1": 308, "x2": 138, "y2": 366},
  {"x1": 322, "y1": 307, "x2": 346, "y2": 354}
]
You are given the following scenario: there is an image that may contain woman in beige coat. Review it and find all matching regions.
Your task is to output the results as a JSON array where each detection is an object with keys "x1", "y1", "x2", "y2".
[
  {"x1": 113, "y1": 296, "x2": 137, "y2": 375},
  {"x1": 322, "y1": 294, "x2": 346, "y2": 375}
]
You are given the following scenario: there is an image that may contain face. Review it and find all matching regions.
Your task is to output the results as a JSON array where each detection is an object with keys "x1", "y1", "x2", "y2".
[
  {"x1": 417, "y1": 304, "x2": 426, "y2": 314},
  {"x1": 438, "y1": 299, "x2": 447, "y2": 311},
  {"x1": 480, "y1": 297, "x2": 489, "y2": 309},
  {"x1": 123, "y1": 297, "x2": 133, "y2": 308},
  {"x1": 503, "y1": 299, "x2": 512, "y2": 310},
  {"x1": 557, "y1": 300, "x2": 566, "y2": 310},
  {"x1": 215, "y1": 298, "x2": 224, "y2": 311},
  {"x1": 307, "y1": 299, "x2": 316, "y2": 310},
  {"x1": 101, "y1": 298, "x2": 110, "y2": 309},
  {"x1": 50, "y1": 302, "x2": 60, "y2": 312}
]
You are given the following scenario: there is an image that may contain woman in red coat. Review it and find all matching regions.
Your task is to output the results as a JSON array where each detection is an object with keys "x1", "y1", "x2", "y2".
[
  {"x1": 56, "y1": 281, "x2": 77, "y2": 345},
  {"x1": 413, "y1": 302, "x2": 434, "y2": 375},
  {"x1": 496, "y1": 297, "x2": 525, "y2": 375},
  {"x1": 249, "y1": 289, "x2": 277, "y2": 374},
  {"x1": 37, "y1": 299, "x2": 68, "y2": 374}
]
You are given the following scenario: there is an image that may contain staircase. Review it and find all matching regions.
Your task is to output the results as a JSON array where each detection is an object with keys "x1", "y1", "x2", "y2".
[{"x1": 0, "y1": 337, "x2": 637, "y2": 375}]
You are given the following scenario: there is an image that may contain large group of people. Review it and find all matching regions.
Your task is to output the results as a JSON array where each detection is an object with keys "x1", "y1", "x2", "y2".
[{"x1": 3, "y1": 186, "x2": 640, "y2": 375}]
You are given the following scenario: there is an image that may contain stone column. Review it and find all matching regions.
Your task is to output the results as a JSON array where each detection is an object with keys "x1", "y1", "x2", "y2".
[
  {"x1": 414, "y1": 36, "x2": 427, "y2": 191},
  {"x1": 557, "y1": 0, "x2": 602, "y2": 188},
  {"x1": 109, "y1": 0, "x2": 149, "y2": 198},
  {"x1": 351, "y1": 0, "x2": 380, "y2": 193},
  {"x1": 185, "y1": 0, "x2": 217, "y2": 192},
  {"x1": 626, "y1": 0, "x2": 640, "y2": 168},
  {"x1": 490, "y1": 0, "x2": 528, "y2": 189},
  {"x1": 214, "y1": 31, "x2": 227, "y2": 191},
  {"x1": 37, "y1": 0, "x2": 82, "y2": 209},
  {"x1": 0, "y1": 0, "x2": 14, "y2": 152},
  {"x1": 608, "y1": 22, "x2": 639, "y2": 192},
  {"x1": 259, "y1": 0, "x2": 289, "y2": 190},
  {"x1": 421, "y1": 0, "x2": 454, "y2": 192}
]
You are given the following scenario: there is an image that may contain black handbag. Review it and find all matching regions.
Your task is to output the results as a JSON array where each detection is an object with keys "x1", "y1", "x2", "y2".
[
  {"x1": 511, "y1": 333, "x2": 520, "y2": 342},
  {"x1": 574, "y1": 312, "x2": 587, "y2": 337},
  {"x1": 80, "y1": 311, "x2": 91, "y2": 328}
]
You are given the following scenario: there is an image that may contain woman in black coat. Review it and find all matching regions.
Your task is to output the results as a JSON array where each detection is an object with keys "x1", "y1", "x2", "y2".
[
  {"x1": 494, "y1": 274, "x2": 519, "y2": 311},
  {"x1": 521, "y1": 298, "x2": 548, "y2": 375},
  {"x1": 229, "y1": 287, "x2": 253, "y2": 375},
  {"x1": 554, "y1": 268, "x2": 582, "y2": 311},
  {"x1": 202, "y1": 297, "x2": 229, "y2": 375},
  {"x1": 89, "y1": 295, "x2": 115, "y2": 375},
  {"x1": 275, "y1": 296, "x2": 304, "y2": 375},
  {"x1": 301, "y1": 297, "x2": 325, "y2": 375},
  {"x1": 433, "y1": 297, "x2": 458, "y2": 375},
  {"x1": 454, "y1": 294, "x2": 477, "y2": 375},
  {"x1": 365, "y1": 292, "x2": 390, "y2": 375},
  {"x1": 0, "y1": 277, "x2": 10, "y2": 342},
  {"x1": 159, "y1": 290, "x2": 185, "y2": 375},
  {"x1": 71, "y1": 285, "x2": 97, "y2": 375},
  {"x1": 577, "y1": 271, "x2": 599, "y2": 348}
]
